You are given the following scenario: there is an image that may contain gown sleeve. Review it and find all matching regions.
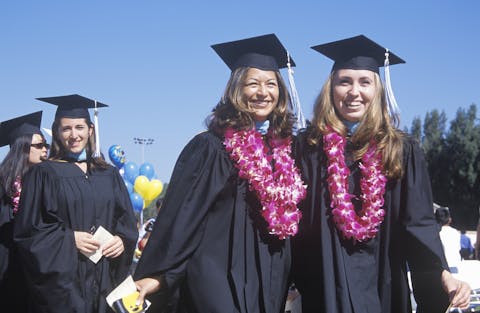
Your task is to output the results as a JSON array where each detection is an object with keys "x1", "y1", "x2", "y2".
[
  {"x1": 13, "y1": 163, "x2": 78, "y2": 311},
  {"x1": 110, "y1": 167, "x2": 139, "y2": 283},
  {"x1": 133, "y1": 132, "x2": 233, "y2": 291},
  {"x1": 400, "y1": 138, "x2": 450, "y2": 311}
]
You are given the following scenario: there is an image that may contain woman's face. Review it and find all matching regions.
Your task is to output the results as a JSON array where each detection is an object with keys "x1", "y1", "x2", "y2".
[
  {"x1": 29, "y1": 134, "x2": 48, "y2": 164},
  {"x1": 58, "y1": 118, "x2": 93, "y2": 154},
  {"x1": 242, "y1": 67, "x2": 279, "y2": 122},
  {"x1": 332, "y1": 69, "x2": 376, "y2": 122}
]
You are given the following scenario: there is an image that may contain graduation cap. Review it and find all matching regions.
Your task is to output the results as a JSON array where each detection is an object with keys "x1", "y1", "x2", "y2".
[
  {"x1": 311, "y1": 35, "x2": 405, "y2": 125},
  {"x1": 311, "y1": 34, "x2": 405, "y2": 73},
  {"x1": 36, "y1": 94, "x2": 108, "y2": 121},
  {"x1": 211, "y1": 33, "x2": 295, "y2": 71},
  {"x1": 211, "y1": 34, "x2": 307, "y2": 132},
  {"x1": 0, "y1": 111, "x2": 43, "y2": 147},
  {"x1": 36, "y1": 94, "x2": 109, "y2": 157}
]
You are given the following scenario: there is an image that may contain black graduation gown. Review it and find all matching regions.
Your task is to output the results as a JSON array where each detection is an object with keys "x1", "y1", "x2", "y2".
[
  {"x1": 13, "y1": 160, "x2": 138, "y2": 313},
  {"x1": 292, "y1": 130, "x2": 450, "y2": 313},
  {"x1": 0, "y1": 186, "x2": 28, "y2": 312},
  {"x1": 134, "y1": 131, "x2": 290, "y2": 313}
]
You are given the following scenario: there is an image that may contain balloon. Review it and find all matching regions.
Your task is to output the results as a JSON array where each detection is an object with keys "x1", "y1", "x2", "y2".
[
  {"x1": 139, "y1": 162, "x2": 155, "y2": 180},
  {"x1": 144, "y1": 179, "x2": 163, "y2": 201},
  {"x1": 108, "y1": 145, "x2": 127, "y2": 168},
  {"x1": 124, "y1": 179, "x2": 133, "y2": 194},
  {"x1": 134, "y1": 175, "x2": 150, "y2": 198},
  {"x1": 130, "y1": 192, "x2": 144, "y2": 213},
  {"x1": 124, "y1": 162, "x2": 139, "y2": 184}
]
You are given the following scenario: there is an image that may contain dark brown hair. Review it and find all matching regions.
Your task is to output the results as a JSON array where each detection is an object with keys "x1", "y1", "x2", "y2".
[{"x1": 49, "y1": 118, "x2": 109, "y2": 169}]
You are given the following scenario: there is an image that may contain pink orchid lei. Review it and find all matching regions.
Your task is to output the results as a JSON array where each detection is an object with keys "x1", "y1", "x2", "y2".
[
  {"x1": 11, "y1": 177, "x2": 22, "y2": 215},
  {"x1": 323, "y1": 129, "x2": 387, "y2": 242},
  {"x1": 224, "y1": 128, "x2": 306, "y2": 239}
]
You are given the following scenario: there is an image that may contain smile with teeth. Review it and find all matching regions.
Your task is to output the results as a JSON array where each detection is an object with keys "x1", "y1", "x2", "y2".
[
  {"x1": 345, "y1": 102, "x2": 362, "y2": 108},
  {"x1": 251, "y1": 100, "x2": 270, "y2": 108}
]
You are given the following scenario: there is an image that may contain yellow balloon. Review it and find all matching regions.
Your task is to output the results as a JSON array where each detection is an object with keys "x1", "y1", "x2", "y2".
[
  {"x1": 144, "y1": 179, "x2": 163, "y2": 200},
  {"x1": 134, "y1": 175, "x2": 150, "y2": 198}
]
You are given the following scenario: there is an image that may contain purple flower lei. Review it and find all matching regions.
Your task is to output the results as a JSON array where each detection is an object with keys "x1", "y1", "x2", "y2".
[
  {"x1": 323, "y1": 129, "x2": 387, "y2": 242},
  {"x1": 224, "y1": 128, "x2": 307, "y2": 239},
  {"x1": 11, "y1": 177, "x2": 22, "y2": 215}
]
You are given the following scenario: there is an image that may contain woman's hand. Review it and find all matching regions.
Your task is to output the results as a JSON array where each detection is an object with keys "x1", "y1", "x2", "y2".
[
  {"x1": 102, "y1": 235, "x2": 125, "y2": 258},
  {"x1": 135, "y1": 277, "x2": 162, "y2": 306},
  {"x1": 441, "y1": 270, "x2": 471, "y2": 310},
  {"x1": 74, "y1": 231, "x2": 100, "y2": 254}
]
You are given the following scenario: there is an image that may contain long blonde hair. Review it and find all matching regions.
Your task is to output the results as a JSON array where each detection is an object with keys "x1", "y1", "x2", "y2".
[{"x1": 308, "y1": 72, "x2": 404, "y2": 179}]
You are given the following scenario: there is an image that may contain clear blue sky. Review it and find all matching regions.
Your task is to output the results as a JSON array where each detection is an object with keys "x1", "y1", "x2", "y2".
[{"x1": 1, "y1": 1, "x2": 479, "y2": 183}]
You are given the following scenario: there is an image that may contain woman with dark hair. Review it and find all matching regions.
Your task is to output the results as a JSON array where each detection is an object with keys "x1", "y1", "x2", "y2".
[
  {"x1": 133, "y1": 34, "x2": 306, "y2": 313},
  {"x1": 13, "y1": 95, "x2": 138, "y2": 313},
  {"x1": 292, "y1": 35, "x2": 470, "y2": 313},
  {"x1": 0, "y1": 111, "x2": 48, "y2": 312}
]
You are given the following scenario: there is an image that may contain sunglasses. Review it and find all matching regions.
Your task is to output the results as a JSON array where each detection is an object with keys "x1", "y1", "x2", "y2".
[{"x1": 31, "y1": 142, "x2": 50, "y2": 149}]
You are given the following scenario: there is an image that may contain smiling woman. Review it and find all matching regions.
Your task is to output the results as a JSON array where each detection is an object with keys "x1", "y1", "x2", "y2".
[
  {"x1": 13, "y1": 95, "x2": 138, "y2": 313},
  {"x1": 133, "y1": 34, "x2": 306, "y2": 313},
  {"x1": 332, "y1": 69, "x2": 378, "y2": 122},
  {"x1": 292, "y1": 34, "x2": 471, "y2": 313},
  {"x1": 242, "y1": 67, "x2": 280, "y2": 121}
]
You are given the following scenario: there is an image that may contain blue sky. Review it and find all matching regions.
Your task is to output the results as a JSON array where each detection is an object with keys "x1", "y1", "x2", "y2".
[{"x1": 1, "y1": 1, "x2": 479, "y2": 183}]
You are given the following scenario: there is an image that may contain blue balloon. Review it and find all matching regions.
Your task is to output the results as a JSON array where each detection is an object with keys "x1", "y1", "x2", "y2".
[
  {"x1": 124, "y1": 179, "x2": 134, "y2": 194},
  {"x1": 108, "y1": 145, "x2": 126, "y2": 169},
  {"x1": 139, "y1": 162, "x2": 155, "y2": 180},
  {"x1": 130, "y1": 192, "x2": 144, "y2": 213},
  {"x1": 124, "y1": 162, "x2": 139, "y2": 184}
]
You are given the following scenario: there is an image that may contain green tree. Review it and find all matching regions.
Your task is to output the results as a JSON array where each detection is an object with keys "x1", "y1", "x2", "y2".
[
  {"x1": 422, "y1": 110, "x2": 449, "y2": 205},
  {"x1": 444, "y1": 104, "x2": 479, "y2": 228},
  {"x1": 409, "y1": 116, "x2": 422, "y2": 142}
]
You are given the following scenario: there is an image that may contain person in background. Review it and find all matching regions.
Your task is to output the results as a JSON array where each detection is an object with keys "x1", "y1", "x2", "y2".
[
  {"x1": 13, "y1": 95, "x2": 138, "y2": 313},
  {"x1": 435, "y1": 207, "x2": 462, "y2": 270},
  {"x1": 133, "y1": 34, "x2": 306, "y2": 313},
  {"x1": 460, "y1": 229, "x2": 474, "y2": 260},
  {"x1": 292, "y1": 35, "x2": 470, "y2": 313},
  {"x1": 0, "y1": 111, "x2": 48, "y2": 312},
  {"x1": 137, "y1": 197, "x2": 163, "y2": 253}
]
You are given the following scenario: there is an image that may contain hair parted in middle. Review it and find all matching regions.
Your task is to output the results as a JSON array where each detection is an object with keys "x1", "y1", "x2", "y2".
[
  {"x1": 49, "y1": 118, "x2": 109, "y2": 169},
  {"x1": 207, "y1": 67, "x2": 294, "y2": 138},
  {"x1": 308, "y1": 71, "x2": 405, "y2": 179}
]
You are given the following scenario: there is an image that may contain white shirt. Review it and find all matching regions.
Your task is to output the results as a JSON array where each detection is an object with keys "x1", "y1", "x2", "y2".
[{"x1": 439, "y1": 225, "x2": 462, "y2": 269}]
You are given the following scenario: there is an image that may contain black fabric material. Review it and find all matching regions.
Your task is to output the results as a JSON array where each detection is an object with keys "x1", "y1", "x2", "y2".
[
  {"x1": 0, "y1": 111, "x2": 42, "y2": 147},
  {"x1": 36, "y1": 94, "x2": 108, "y2": 121},
  {"x1": 291, "y1": 129, "x2": 450, "y2": 313},
  {"x1": 211, "y1": 33, "x2": 294, "y2": 71},
  {"x1": 133, "y1": 131, "x2": 291, "y2": 313},
  {"x1": 13, "y1": 161, "x2": 138, "y2": 313},
  {"x1": 311, "y1": 34, "x2": 405, "y2": 73},
  {"x1": 0, "y1": 185, "x2": 29, "y2": 312}
]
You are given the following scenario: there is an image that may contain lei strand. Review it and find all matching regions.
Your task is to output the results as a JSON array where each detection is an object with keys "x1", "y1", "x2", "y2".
[
  {"x1": 224, "y1": 128, "x2": 306, "y2": 239},
  {"x1": 323, "y1": 129, "x2": 387, "y2": 242},
  {"x1": 11, "y1": 177, "x2": 22, "y2": 215}
]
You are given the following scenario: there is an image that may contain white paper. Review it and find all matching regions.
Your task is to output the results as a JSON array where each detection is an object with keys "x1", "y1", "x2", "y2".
[
  {"x1": 106, "y1": 275, "x2": 151, "y2": 312},
  {"x1": 80, "y1": 225, "x2": 114, "y2": 264}
]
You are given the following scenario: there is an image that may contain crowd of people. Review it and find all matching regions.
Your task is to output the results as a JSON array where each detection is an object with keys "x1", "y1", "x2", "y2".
[{"x1": 0, "y1": 33, "x2": 476, "y2": 313}]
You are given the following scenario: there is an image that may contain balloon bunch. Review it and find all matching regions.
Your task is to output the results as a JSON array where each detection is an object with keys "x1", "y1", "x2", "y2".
[{"x1": 108, "y1": 145, "x2": 163, "y2": 213}]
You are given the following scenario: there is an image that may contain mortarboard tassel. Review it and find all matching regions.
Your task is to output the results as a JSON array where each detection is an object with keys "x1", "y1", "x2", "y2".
[
  {"x1": 384, "y1": 49, "x2": 401, "y2": 127},
  {"x1": 286, "y1": 52, "x2": 307, "y2": 134},
  {"x1": 93, "y1": 100, "x2": 101, "y2": 158}
]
